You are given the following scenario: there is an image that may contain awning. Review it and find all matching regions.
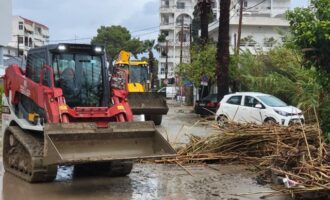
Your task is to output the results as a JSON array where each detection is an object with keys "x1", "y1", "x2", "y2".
[{"x1": 24, "y1": 25, "x2": 34, "y2": 33}]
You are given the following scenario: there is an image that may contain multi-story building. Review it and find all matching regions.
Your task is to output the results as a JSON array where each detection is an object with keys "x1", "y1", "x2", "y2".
[
  {"x1": 158, "y1": 0, "x2": 290, "y2": 82},
  {"x1": 7, "y1": 16, "x2": 49, "y2": 56},
  {"x1": 208, "y1": 0, "x2": 291, "y2": 54},
  {"x1": 158, "y1": 0, "x2": 196, "y2": 82}
]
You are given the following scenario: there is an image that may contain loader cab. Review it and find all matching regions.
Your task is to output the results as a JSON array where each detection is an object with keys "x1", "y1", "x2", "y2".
[{"x1": 26, "y1": 44, "x2": 110, "y2": 108}]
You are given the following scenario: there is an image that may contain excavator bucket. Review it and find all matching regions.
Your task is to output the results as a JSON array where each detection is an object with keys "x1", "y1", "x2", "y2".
[
  {"x1": 43, "y1": 121, "x2": 175, "y2": 165},
  {"x1": 128, "y1": 92, "x2": 168, "y2": 115}
]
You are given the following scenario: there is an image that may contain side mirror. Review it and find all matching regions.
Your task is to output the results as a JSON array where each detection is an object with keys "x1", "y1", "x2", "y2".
[{"x1": 255, "y1": 103, "x2": 263, "y2": 109}]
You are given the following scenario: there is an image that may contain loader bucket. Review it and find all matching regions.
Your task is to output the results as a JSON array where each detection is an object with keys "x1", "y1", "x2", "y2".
[
  {"x1": 43, "y1": 121, "x2": 175, "y2": 165},
  {"x1": 128, "y1": 92, "x2": 168, "y2": 115}
]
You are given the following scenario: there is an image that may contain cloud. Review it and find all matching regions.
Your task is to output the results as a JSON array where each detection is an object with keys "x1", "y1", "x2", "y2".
[{"x1": 122, "y1": 0, "x2": 160, "y2": 40}]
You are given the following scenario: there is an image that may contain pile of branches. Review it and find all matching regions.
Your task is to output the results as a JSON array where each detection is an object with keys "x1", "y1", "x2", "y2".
[{"x1": 156, "y1": 123, "x2": 330, "y2": 192}]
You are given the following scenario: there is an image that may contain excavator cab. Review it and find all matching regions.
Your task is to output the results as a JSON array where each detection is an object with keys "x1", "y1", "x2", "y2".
[{"x1": 115, "y1": 50, "x2": 169, "y2": 125}]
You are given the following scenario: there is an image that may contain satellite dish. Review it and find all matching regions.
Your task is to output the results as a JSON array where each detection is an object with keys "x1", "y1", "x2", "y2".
[{"x1": 0, "y1": 0, "x2": 12, "y2": 46}]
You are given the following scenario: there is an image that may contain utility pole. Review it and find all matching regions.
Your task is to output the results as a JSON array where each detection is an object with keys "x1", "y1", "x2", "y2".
[
  {"x1": 179, "y1": 15, "x2": 184, "y2": 64},
  {"x1": 236, "y1": 0, "x2": 244, "y2": 55},
  {"x1": 16, "y1": 35, "x2": 20, "y2": 56},
  {"x1": 165, "y1": 40, "x2": 168, "y2": 81}
]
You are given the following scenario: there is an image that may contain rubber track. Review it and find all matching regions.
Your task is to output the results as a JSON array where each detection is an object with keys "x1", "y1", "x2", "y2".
[{"x1": 3, "y1": 126, "x2": 57, "y2": 182}]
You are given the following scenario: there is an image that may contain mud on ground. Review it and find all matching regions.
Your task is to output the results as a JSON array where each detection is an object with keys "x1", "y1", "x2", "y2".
[
  {"x1": 0, "y1": 101, "x2": 290, "y2": 200},
  {"x1": 1, "y1": 163, "x2": 290, "y2": 200}
]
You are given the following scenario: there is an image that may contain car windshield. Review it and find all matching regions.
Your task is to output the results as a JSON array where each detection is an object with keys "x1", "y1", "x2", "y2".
[
  {"x1": 258, "y1": 95, "x2": 287, "y2": 107},
  {"x1": 52, "y1": 53, "x2": 103, "y2": 107}
]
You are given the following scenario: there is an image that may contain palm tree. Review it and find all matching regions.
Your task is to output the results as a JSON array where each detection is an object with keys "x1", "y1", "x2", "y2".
[
  {"x1": 144, "y1": 40, "x2": 157, "y2": 89},
  {"x1": 197, "y1": 0, "x2": 212, "y2": 45},
  {"x1": 216, "y1": 0, "x2": 231, "y2": 100}
]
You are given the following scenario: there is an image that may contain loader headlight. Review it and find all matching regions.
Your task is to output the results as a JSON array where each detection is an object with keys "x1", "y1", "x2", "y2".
[
  {"x1": 94, "y1": 46, "x2": 102, "y2": 53},
  {"x1": 58, "y1": 45, "x2": 66, "y2": 51}
]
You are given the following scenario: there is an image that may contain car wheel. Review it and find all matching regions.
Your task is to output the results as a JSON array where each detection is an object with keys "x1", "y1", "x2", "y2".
[
  {"x1": 264, "y1": 118, "x2": 277, "y2": 125},
  {"x1": 217, "y1": 115, "x2": 228, "y2": 127}
]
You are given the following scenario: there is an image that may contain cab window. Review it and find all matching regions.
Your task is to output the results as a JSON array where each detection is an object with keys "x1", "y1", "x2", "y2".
[
  {"x1": 227, "y1": 96, "x2": 242, "y2": 105},
  {"x1": 26, "y1": 52, "x2": 46, "y2": 83}
]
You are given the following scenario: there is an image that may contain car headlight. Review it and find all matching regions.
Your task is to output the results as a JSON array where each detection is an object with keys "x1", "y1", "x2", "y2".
[{"x1": 274, "y1": 109, "x2": 289, "y2": 116}]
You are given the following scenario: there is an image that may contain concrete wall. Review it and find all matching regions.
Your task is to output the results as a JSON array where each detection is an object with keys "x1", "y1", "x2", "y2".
[{"x1": 0, "y1": 0, "x2": 12, "y2": 46}]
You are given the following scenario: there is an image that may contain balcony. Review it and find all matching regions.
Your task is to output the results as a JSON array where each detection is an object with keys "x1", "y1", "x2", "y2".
[
  {"x1": 160, "y1": 22, "x2": 175, "y2": 30},
  {"x1": 158, "y1": 41, "x2": 191, "y2": 47},
  {"x1": 160, "y1": 6, "x2": 175, "y2": 13}
]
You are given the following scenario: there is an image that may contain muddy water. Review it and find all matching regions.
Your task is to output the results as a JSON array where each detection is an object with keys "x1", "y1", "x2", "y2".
[
  {"x1": 0, "y1": 102, "x2": 289, "y2": 200},
  {"x1": 0, "y1": 163, "x2": 289, "y2": 200}
]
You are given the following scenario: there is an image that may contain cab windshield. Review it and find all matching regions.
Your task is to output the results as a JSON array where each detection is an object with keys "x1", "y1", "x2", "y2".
[
  {"x1": 129, "y1": 65, "x2": 148, "y2": 84},
  {"x1": 52, "y1": 53, "x2": 103, "y2": 107}
]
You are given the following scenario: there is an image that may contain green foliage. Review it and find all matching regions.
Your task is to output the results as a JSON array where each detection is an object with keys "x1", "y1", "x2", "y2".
[
  {"x1": 157, "y1": 32, "x2": 167, "y2": 43},
  {"x1": 233, "y1": 47, "x2": 321, "y2": 109},
  {"x1": 286, "y1": 0, "x2": 330, "y2": 72},
  {"x1": 177, "y1": 44, "x2": 216, "y2": 87},
  {"x1": 91, "y1": 25, "x2": 146, "y2": 62},
  {"x1": 286, "y1": 0, "x2": 330, "y2": 137}
]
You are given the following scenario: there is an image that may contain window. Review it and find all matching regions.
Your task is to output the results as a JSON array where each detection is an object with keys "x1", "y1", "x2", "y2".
[
  {"x1": 160, "y1": 68, "x2": 165, "y2": 74},
  {"x1": 163, "y1": 0, "x2": 169, "y2": 8},
  {"x1": 227, "y1": 96, "x2": 242, "y2": 105},
  {"x1": 25, "y1": 36, "x2": 28, "y2": 47},
  {"x1": 162, "y1": 15, "x2": 169, "y2": 25},
  {"x1": 258, "y1": 95, "x2": 287, "y2": 107},
  {"x1": 18, "y1": 36, "x2": 24, "y2": 44},
  {"x1": 26, "y1": 52, "x2": 46, "y2": 83},
  {"x1": 52, "y1": 53, "x2": 104, "y2": 107},
  {"x1": 19, "y1": 21, "x2": 23, "y2": 30},
  {"x1": 35, "y1": 27, "x2": 42, "y2": 35},
  {"x1": 243, "y1": 1, "x2": 248, "y2": 7},
  {"x1": 244, "y1": 96, "x2": 261, "y2": 107},
  {"x1": 177, "y1": 2, "x2": 185, "y2": 9}
]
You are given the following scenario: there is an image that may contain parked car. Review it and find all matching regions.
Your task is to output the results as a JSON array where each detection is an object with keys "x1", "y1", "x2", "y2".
[
  {"x1": 215, "y1": 92, "x2": 304, "y2": 126},
  {"x1": 194, "y1": 94, "x2": 219, "y2": 116},
  {"x1": 158, "y1": 86, "x2": 177, "y2": 99}
]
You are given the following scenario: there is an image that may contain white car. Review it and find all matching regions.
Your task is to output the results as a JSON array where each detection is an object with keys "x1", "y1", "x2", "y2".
[
  {"x1": 157, "y1": 86, "x2": 177, "y2": 99},
  {"x1": 215, "y1": 92, "x2": 304, "y2": 126}
]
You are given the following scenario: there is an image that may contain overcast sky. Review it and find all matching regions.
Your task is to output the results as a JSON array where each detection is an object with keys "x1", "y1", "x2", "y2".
[{"x1": 12, "y1": 0, "x2": 309, "y2": 44}]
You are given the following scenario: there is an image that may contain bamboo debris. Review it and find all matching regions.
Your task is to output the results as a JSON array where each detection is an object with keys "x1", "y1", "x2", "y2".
[{"x1": 156, "y1": 123, "x2": 330, "y2": 193}]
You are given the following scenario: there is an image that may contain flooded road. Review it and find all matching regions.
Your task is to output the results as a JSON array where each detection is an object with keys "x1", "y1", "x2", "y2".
[
  {"x1": 1, "y1": 163, "x2": 287, "y2": 200},
  {"x1": 0, "y1": 101, "x2": 290, "y2": 200}
]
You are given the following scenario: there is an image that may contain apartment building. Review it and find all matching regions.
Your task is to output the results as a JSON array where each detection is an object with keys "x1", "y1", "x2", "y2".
[
  {"x1": 7, "y1": 16, "x2": 49, "y2": 56},
  {"x1": 208, "y1": 0, "x2": 291, "y2": 54},
  {"x1": 158, "y1": 0, "x2": 197, "y2": 82}
]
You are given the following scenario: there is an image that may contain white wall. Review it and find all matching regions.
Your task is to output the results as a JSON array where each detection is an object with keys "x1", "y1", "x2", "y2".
[{"x1": 0, "y1": 0, "x2": 12, "y2": 46}]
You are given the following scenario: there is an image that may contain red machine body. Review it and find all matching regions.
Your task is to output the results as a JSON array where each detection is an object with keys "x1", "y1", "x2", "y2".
[{"x1": 3, "y1": 64, "x2": 133, "y2": 127}]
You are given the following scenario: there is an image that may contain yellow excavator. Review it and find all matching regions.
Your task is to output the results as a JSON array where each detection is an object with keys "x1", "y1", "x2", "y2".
[{"x1": 115, "y1": 50, "x2": 168, "y2": 125}]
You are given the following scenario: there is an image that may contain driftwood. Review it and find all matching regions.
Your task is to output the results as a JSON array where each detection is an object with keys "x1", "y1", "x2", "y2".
[{"x1": 153, "y1": 123, "x2": 330, "y2": 193}]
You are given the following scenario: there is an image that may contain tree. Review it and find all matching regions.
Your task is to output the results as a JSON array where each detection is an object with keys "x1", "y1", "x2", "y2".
[
  {"x1": 197, "y1": 0, "x2": 212, "y2": 45},
  {"x1": 192, "y1": 1, "x2": 214, "y2": 45},
  {"x1": 216, "y1": 0, "x2": 231, "y2": 100},
  {"x1": 91, "y1": 25, "x2": 146, "y2": 63},
  {"x1": 286, "y1": 0, "x2": 330, "y2": 74},
  {"x1": 177, "y1": 44, "x2": 216, "y2": 86},
  {"x1": 144, "y1": 40, "x2": 158, "y2": 89},
  {"x1": 286, "y1": 0, "x2": 330, "y2": 136}
]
